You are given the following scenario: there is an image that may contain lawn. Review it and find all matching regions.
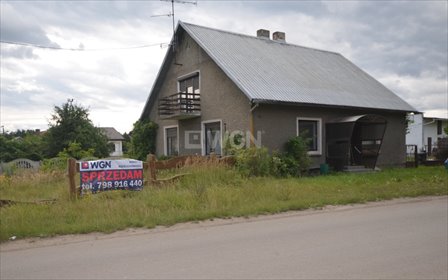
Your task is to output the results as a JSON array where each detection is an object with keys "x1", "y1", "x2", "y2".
[{"x1": 0, "y1": 165, "x2": 447, "y2": 242}]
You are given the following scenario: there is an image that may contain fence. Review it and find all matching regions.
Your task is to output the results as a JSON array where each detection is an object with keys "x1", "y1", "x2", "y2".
[
  {"x1": 67, "y1": 154, "x2": 235, "y2": 199},
  {"x1": 0, "y1": 158, "x2": 41, "y2": 175}
]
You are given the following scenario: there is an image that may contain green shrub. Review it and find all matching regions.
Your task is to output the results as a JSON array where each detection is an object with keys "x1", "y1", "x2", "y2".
[
  {"x1": 272, "y1": 154, "x2": 296, "y2": 177},
  {"x1": 235, "y1": 147, "x2": 271, "y2": 177},
  {"x1": 129, "y1": 119, "x2": 158, "y2": 160},
  {"x1": 272, "y1": 136, "x2": 311, "y2": 177},
  {"x1": 57, "y1": 141, "x2": 95, "y2": 160},
  {"x1": 285, "y1": 136, "x2": 311, "y2": 176},
  {"x1": 41, "y1": 157, "x2": 67, "y2": 172}
]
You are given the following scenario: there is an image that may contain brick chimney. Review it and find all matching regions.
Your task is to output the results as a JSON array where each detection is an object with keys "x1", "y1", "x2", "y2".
[
  {"x1": 273, "y1": 31, "x2": 286, "y2": 42},
  {"x1": 256, "y1": 29, "x2": 270, "y2": 39}
]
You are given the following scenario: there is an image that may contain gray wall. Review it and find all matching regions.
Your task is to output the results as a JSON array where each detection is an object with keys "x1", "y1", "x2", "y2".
[
  {"x1": 253, "y1": 104, "x2": 407, "y2": 168},
  {"x1": 148, "y1": 31, "x2": 251, "y2": 156}
]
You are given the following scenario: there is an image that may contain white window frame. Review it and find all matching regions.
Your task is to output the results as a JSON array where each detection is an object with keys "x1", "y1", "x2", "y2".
[
  {"x1": 201, "y1": 119, "x2": 223, "y2": 156},
  {"x1": 163, "y1": 125, "x2": 179, "y2": 156},
  {"x1": 296, "y1": 117, "x2": 322, "y2": 156}
]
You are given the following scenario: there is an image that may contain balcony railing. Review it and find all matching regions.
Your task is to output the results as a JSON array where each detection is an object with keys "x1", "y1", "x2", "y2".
[{"x1": 158, "y1": 93, "x2": 201, "y2": 120}]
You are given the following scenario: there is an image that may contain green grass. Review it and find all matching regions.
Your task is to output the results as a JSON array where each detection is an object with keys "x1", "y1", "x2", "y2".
[{"x1": 0, "y1": 165, "x2": 447, "y2": 241}]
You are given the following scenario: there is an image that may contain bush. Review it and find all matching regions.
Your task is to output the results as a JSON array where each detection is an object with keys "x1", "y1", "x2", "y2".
[
  {"x1": 57, "y1": 141, "x2": 95, "y2": 160},
  {"x1": 234, "y1": 137, "x2": 311, "y2": 178},
  {"x1": 235, "y1": 147, "x2": 271, "y2": 177},
  {"x1": 41, "y1": 157, "x2": 67, "y2": 172},
  {"x1": 272, "y1": 136, "x2": 311, "y2": 177}
]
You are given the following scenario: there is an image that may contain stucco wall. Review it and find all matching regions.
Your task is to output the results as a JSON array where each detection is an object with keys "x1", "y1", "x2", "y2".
[
  {"x1": 253, "y1": 104, "x2": 407, "y2": 168},
  {"x1": 147, "y1": 31, "x2": 251, "y2": 156}
]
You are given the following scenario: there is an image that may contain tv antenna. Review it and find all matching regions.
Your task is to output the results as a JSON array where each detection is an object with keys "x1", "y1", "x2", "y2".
[{"x1": 152, "y1": 0, "x2": 197, "y2": 52}]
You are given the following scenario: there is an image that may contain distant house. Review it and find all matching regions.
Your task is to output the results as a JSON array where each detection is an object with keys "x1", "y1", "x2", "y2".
[
  {"x1": 140, "y1": 22, "x2": 416, "y2": 170},
  {"x1": 406, "y1": 114, "x2": 448, "y2": 153},
  {"x1": 100, "y1": 127, "x2": 125, "y2": 157}
]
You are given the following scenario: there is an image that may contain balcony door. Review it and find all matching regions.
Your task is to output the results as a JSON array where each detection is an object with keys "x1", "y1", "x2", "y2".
[{"x1": 178, "y1": 73, "x2": 199, "y2": 113}]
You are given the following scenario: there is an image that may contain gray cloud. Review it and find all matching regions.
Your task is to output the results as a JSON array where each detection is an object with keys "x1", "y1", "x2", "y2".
[
  {"x1": 0, "y1": 2, "x2": 59, "y2": 47},
  {"x1": 0, "y1": 46, "x2": 39, "y2": 59}
]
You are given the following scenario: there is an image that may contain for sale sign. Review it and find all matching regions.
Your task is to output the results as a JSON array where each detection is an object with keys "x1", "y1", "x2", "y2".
[{"x1": 79, "y1": 159, "x2": 143, "y2": 195}]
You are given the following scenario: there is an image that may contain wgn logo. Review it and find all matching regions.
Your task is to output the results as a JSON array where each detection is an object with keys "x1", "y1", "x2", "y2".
[{"x1": 82, "y1": 161, "x2": 112, "y2": 170}]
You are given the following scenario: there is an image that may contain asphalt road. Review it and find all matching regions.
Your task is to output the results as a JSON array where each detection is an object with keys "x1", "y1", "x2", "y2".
[{"x1": 1, "y1": 196, "x2": 447, "y2": 279}]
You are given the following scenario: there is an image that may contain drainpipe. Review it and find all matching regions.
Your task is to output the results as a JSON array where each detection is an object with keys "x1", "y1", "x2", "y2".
[{"x1": 249, "y1": 102, "x2": 259, "y2": 147}]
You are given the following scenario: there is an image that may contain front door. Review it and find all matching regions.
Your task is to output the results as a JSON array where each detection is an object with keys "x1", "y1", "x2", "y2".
[{"x1": 204, "y1": 122, "x2": 221, "y2": 155}]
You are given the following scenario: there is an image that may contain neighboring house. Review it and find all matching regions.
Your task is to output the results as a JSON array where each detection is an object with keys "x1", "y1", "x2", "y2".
[
  {"x1": 100, "y1": 127, "x2": 125, "y2": 157},
  {"x1": 407, "y1": 114, "x2": 448, "y2": 153},
  {"x1": 140, "y1": 22, "x2": 416, "y2": 170}
]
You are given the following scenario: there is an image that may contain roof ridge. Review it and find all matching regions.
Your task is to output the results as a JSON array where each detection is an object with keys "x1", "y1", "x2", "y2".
[{"x1": 180, "y1": 21, "x2": 341, "y2": 56}]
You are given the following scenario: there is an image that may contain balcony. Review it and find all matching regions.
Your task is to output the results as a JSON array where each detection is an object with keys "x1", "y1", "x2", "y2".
[{"x1": 158, "y1": 93, "x2": 201, "y2": 120}]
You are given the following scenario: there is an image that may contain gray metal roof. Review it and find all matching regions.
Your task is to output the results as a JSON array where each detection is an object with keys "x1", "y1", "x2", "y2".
[
  {"x1": 180, "y1": 22, "x2": 416, "y2": 112},
  {"x1": 100, "y1": 127, "x2": 125, "y2": 141}
]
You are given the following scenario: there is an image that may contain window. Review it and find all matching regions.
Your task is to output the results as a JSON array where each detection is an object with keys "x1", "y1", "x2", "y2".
[
  {"x1": 297, "y1": 118, "x2": 322, "y2": 155},
  {"x1": 164, "y1": 126, "x2": 178, "y2": 156},
  {"x1": 178, "y1": 73, "x2": 199, "y2": 94},
  {"x1": 437, "y1": 120, "x2": 442, "y2": 135}
]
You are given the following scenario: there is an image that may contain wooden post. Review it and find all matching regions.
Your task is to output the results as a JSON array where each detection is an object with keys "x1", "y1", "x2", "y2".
[
  {"x1": 67, "y1": 158, "x2": 77, "y2": 199},
  {"x1": 147, "y1": 154, "x2": 157, "y2": 182}
]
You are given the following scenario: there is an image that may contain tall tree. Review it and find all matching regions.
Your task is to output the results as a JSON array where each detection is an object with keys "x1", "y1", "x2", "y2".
[
  {"x1": 44, "y1": 100, "x2": 109, "y2": 158},
  {"x1": 129, "y1": 119, "x2": 158, "y2": 160}
]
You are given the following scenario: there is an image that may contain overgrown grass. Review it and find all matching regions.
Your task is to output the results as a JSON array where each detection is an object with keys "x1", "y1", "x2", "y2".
[{"x1": 0, "y1": 165, "x2": 447, "y2": 241}]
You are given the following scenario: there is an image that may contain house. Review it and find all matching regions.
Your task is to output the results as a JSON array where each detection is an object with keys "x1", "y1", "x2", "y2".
[
  {"x1": 406, "y1": 114, "x2": 448, "y2": 154},
  {"x1": 100, "y1": 127, "x2": 125, "y2": 157},
  {"x1": 140, "y1": 22, "x2": 416, "y2": 170}
]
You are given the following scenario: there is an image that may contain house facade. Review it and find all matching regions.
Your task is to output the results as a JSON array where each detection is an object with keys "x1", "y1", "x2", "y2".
[
  {"x1": 140, "y1": 22, "x2": 416, "y2": 169},
  {"x1": 406, "y1": 114, "x2": 448, "y2": 153},
  {"x1": 100, "y1": 127, "x2": 125, "y2": 157}
]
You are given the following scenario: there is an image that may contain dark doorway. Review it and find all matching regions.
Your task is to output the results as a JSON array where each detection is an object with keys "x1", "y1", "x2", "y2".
[{"x1": 327, "y1": 115, "x2": 387, "y2": 170}]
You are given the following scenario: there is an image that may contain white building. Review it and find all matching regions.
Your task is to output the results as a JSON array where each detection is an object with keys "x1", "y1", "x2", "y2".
[
  {"x1": 406, "y1": 114, "x2": 448, "y2": 153},
  {"x1": 100, "y1": 127, "x2": 125, "y2": 157}
]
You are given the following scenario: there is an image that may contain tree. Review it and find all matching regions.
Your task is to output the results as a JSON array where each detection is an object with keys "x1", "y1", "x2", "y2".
[
  {"x1": 44, "y1": 100, "x2": 109, "y2": 159},
  {"x1": 129, "y1": 119, "x2": 158, "y2": 160},
  {"x1": 0, "y1": 132, "x2": 44, "y2": 161}
]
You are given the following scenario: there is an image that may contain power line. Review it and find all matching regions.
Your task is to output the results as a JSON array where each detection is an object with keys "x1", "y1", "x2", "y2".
[{"x1": 0, "y1": 40, "x2": 169, "y2": 51}]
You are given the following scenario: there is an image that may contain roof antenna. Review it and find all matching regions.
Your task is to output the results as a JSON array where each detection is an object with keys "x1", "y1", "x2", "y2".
[{"x1": 153, "y1": 0, "x2": 197, "y2": 54}]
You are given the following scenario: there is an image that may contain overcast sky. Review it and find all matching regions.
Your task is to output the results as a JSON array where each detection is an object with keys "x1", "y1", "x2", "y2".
[{"x1": 1, "y1": 0, "x2": 447, "y2": 133}]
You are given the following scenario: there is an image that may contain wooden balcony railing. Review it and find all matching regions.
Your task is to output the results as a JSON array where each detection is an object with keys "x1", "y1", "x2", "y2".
[{"x1": 158, "y1": 93, "x2": 201, "y2": 120}]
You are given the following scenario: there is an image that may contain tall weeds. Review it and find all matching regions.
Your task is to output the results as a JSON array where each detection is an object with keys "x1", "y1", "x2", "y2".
[{"x1": 1, "y1": 165, "x2": 447, "y2": 241}]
